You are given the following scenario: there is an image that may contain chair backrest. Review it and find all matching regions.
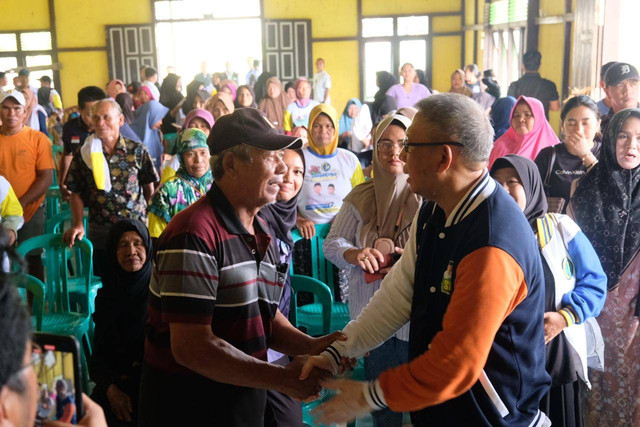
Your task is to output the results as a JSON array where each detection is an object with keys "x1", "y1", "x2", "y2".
[
  {"x1": 45, "y1": 210, "x2": 92, "y2": 279},
  {"x1": 45, "y1": 187, "x2": 69, "y2": 219},
  {"x1": 51, "y1": 145, "x2": 64, "y2": 184},
  {"x1": 16, "y1": 234, "x2": 93, "y2": 315},
  {"x1": 11, "y1": 273, "x2": 45, "y2": 331},
  {"x1": 291, "y1": 223, "x2": 335, "y2": 298},
  {"x1": 289, "y1": 274, "x2": 333, "y2": 335}
]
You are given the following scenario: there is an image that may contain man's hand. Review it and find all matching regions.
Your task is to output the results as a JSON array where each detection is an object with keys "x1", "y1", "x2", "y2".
[
  {"x1": 344, "y1": 247, "x2": 385, "y2": 274},
  {"x1": 278, "y1": 355, "x2": 332, "y2": 401},
  {"x1": 59, "y1": 184, "x2": 72, "y2": 201},
  {"x1": 296, "y1": 216, "x2": 316, "y2": 239},
  {"x1": 309, "y1": 331, "x2": 347, "y2": 355},
  {"x1": 63, "y1": 224, "x2": 85, "y2": 248},
  {"x1": 311, "y1": 379, "x2": 372, "y2": 425},
  {"x1": 44, "y1": 394, "x2": 107, "y2": 427},
  {"x1": 299, "y1": 353, "x2": 359, "y2": 381},
  {"x1": 106, "y1": 384, "x2": 132, "y2": 422},
  {"x1": 544, "y1": 311, "x2": 568, "y2": 344}
]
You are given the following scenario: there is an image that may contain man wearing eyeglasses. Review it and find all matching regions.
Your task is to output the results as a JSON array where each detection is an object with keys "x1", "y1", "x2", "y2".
[{"x1": 302, "y1": 93, "x2": 551, "y2": 426}]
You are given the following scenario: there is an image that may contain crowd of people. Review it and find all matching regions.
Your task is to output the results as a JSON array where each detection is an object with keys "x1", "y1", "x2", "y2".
[{"x1": 0, "y1": 47, "x2": 638, "y2": 427}]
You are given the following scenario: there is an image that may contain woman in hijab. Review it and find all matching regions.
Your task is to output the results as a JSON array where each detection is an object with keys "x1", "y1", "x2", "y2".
[
  {"x1": 488, "y1": 95, "x2": 559, "y2": 168},
  {"x1": 159, "y1": 73, "x2": 184, "y2": 134},
  {"x1": 37, "y1": 85, "x2": 54, "y2": 116},
  {"x1": 181, "y1": 80, "x2": 204, "y2": 116},
  {"x1": 254, "y1": 71, "x2": 275, "y2": 105},
  {"x1": 285, "y1": 77, "x2": 319, "y2": 133},
  {"x1": 160, "y1": 109, "x2": 215, "y2": 184},
  {"x1": 449, "y1": 69, "x2": 472, "y2": 96},
  {"x1": 369, "y1": 71, "x2": 397, "y2": 125},
  {"x1": 127, "y1": 81, "x2": 141, "y2": 97},
  {"x1": 90, "y1": 219, "x2": 153, "y2": 426},
  {"x1": 296, "y1": 104, "x2": 365, "y2": 239},
  {"x1": 324, "y1": 113, "x2": 421, "y2": 427},
  {"x1": 491, "y1": 155, "x2": 606, "y2": 427},
  {"x1": 258, "y1": 76, "x2": 290, "y2": 133},
  {"x1": 203, "y1": 92, "x2": 235, "y2": 121},
  {"x1": 259, "y1": 148, "x2": 305, "y2": 426},
  {"x1": 490, "y1": 96, "x2": 518, "y2": 141},
  {"x1": 570, "y1": 108, "x2": 640, "y2": 426},
  {"x1": 219, "y1": 79, "x2": 238, "y2": 101},
  {"x1": 234, "y1": 85, "x2": 257, "y2": 109},
  {"x1": 338, "y1": 98, "x2": 362, "y2": 148},
  {"x1": 130, "y1": 99, "x2": 169, "y2": 172},
  {"x1": 148, "y1": 128, "x2": 212, "y2": 238},
  {"x1": 134, "y1": 86, "x2": 155, "y2": 108},
  {"x1": 115, "y1": 93, "x2": 135, "y2": 125},
  {"x1": 107, "y1": 79, "x2": 126, "y2": 99}
]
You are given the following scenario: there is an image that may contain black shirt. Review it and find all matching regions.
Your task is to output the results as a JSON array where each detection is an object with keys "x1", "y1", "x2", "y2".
[
  {"x1": 61, "y1": 115, "x2": 90, "y2": 155},
  {"x1": 534, "y1": 142, "x2": 601, "y2": 213},
  {"x1": 507, "y1": 73, "x2": 559, "y2": 120}
]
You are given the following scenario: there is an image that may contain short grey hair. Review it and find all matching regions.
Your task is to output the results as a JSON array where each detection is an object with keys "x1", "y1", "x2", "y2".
[
  {"x1": 90, "y1": 98, "x2": 122, "y2": 116},
  {"x1": 414, "y1": 93, "x2": 494, "y2": 165},
  {"x1": 210, "y1": 144, "x2": 254, "y2": 180}
]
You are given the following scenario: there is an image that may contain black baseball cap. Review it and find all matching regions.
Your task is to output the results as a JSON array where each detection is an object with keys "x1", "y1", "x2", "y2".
[
  {"x1": 38, "y1": 76, "x2": 51, "y2": 83},
  {"x1": 604, "y1": 62, "x2": 639, "y2": 87},
  {"x1": 208, "y1": 108, "x2": 302, "y2": 155}
]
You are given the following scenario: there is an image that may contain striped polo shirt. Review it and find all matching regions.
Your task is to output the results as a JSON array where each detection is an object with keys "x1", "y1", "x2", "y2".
[{"x1": 144, "y1": 182, "x2": 286, "y2": 373}]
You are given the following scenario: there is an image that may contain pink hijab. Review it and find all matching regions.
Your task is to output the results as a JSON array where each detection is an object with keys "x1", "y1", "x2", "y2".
[
  {"x1": 488, "y1": 96, "x2": 559, "y2": 168},
  {"x1": 107, "y1": 79, "x2": 125, "y2": 99}
]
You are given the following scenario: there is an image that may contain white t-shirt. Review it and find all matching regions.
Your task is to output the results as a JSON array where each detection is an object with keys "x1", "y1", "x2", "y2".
[
  {"x1": 313, "y1": 71, "x2": 332, "y2": 104},
  {"x1": 298, "y1": 147, "x2": 362, "y2": 224},
  {"x1": 286, "y1": 100, "x2": 320, "y2": 128}
]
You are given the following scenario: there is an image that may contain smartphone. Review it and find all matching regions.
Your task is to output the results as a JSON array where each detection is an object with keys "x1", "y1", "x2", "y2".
[{"x1": 32, "y1": 333, "x2": 84, "y2": 426}]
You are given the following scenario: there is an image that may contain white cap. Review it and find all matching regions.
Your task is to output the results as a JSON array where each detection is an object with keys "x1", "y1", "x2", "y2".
[{"x1": 0, "y1": 90, "x2": 26, "y2": 106}]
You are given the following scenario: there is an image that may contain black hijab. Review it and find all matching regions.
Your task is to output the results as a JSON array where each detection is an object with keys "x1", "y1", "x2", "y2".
[
  {"x1": 254, "y1": 71, "x2": 276, "y2": 105},
  {"x1": 37, "y1": 87, "x2": 52, "y2": 113},
  {"x1": 182, "y1": 79, "x2": 203, "y2": 116},
  {"x1": 370, "y1": 71, "x2": 398, "y2": 125},
  {"x1": 160, "y1": 73, "x2": 184, "y2": 134},
  {"x1": 259, "y1": 150, "x2": 305, "y2": 247},
  {"x1": 491, "y1": 154, "x2": 548, "y2": 229},
  {"x1": 571, "y1": 108, "x2": 640, "y2": 291},
  {"x1": 115, "y1": 93, "x2": 135, "y2": 124}
]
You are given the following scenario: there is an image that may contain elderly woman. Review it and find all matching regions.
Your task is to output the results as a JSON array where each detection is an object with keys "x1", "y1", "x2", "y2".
[
  {"x1": 569, "y1": 108, "x2": 640, "y2": 426},
  {"x1": 296, "y1": 104, "x2": 365, "y2": 240},
  {"x1": 285, "y1": 78, "x2": 320, "y2": 133},
  {"x1": 386, "y1": 63, "x2": 431, "y2": 109},
  {"x1": 324, "y1": 113, "x2": 421, "y2": 426},
  {"x1": 204, "y1": 92, "x2": 235, "y2": 121},
  {"x1": 535, "y1": 95, "x2": 601, "y2": 213},
  {"x1": 90, "y1": 219, "x2": 153, "y2": 426},
  {"x1": 148, "y1": 128, "x2": 212, "y2": 238},
  {"x1": 258, "y1": 76, "x2": 290, "y2": 133},
  {"x1": 491, "y1": 155, "x2": 606, "y2": 427},
  {"x1": 488, "y1": 95, "x2": 559, "y2": 168},
  {"x1": 449, "y1": 69, "x2": 472, "y2": 96}
]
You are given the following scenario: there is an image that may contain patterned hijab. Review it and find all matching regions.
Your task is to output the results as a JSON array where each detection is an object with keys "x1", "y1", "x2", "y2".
[
  {"x1": 344, "y1": 114, "x2": 421, "y2": 248},
  {"x1": 571, "y1": 108, "x2": 640, "y2": 291},
  {"x1": 148, "y1": 128, "x2": 213, "y2": 223}
]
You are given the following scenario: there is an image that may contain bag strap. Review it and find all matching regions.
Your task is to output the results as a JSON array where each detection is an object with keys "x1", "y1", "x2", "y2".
[{"x1": 544, "y1": 145, "x2": 557, "y2": 190}]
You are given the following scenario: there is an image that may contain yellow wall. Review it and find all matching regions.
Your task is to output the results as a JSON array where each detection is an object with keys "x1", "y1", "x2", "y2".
[
  {"x1": 1, "y1": 0, "x2": 50, "y2": 30},
  {"x1": 312, "y1": 41, "x2": 360, "y2": 114}
]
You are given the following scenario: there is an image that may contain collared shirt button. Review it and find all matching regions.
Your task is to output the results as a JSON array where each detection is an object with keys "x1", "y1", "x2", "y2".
[
  {"x1": 427, "y1": 344, "x2": 432, "y2": 350},
  {"x1": 438, "y1": 232, "x2": 445, "y2": 239},
  {"x1": 251, "y1": 249, "x2": 256, "y2": 255},
  {"x1": 247, "y1": 236, "x2": 253, "y2": 242},
  {"x1": 429, "y1": 286, "x2": 436, "y2": 293}
]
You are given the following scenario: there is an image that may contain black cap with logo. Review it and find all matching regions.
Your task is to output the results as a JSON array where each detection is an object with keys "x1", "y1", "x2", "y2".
[
  {"x1": 604, "y1": 62, "x2": 640, "y2": 87},
  {"x1": 207, "y1": 108, "x2": 302, "y2": 155}
]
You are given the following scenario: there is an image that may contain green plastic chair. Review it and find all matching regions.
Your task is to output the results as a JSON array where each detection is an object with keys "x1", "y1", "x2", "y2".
[
  {"x1": 45, "y1": 186, "x2": 69, "y2": 220},
  {"x1": 51, "y1": 144, "x2": 64, "y2": 185},
  {"x1": 289, "y1": 274, "x2": 332, "y2": 336},
  {"x1": 291, "y1": 223, "x2": 350, "y2": 336}
]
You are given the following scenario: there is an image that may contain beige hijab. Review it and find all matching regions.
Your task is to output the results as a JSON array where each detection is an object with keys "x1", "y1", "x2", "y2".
[
  {"x1": 449, "y1": 69, "x2": 472, "y2": 96},
  {"x1": 344, "y1": 113, "x2": 422, "y2": 248}
]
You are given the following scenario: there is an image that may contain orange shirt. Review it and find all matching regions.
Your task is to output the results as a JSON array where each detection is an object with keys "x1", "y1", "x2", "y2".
[{"x1": 0, "y1": 127, "x2": 54, "y2": 222}]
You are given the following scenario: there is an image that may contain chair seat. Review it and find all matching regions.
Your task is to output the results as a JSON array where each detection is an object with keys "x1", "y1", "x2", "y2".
[
  {"x1": 298, "y1": 301, "x2": 350, "y2": 336},
  {"x1": 38, "y1": 313, "x2": 91, "y2": 338}
]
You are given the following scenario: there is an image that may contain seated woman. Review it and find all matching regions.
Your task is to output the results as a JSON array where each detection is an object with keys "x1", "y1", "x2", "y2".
[
  {"x1": 570, "y1": 108, "x2": 640, "y2": 426},
  {"x1": 338, "y1": 98, "x2": 362, "y2": 149},
  {"x1": 324, "y1": 113, "x2": 421, "y2": 427},
  {"x1": 160, "y1": 109, "x2": 215, "y2": 184},
  {"x1": 489, "y1": 96, "x2": 517, "y2": 141},
  {"x1": 258, "y1": 76, "x2": 291, "y2": 133},
  {"x1": 259, "y1": 148, "x2": 305, "y2": 427},
  {"x1": 90, "y1": 219, "x2": 153, "y2": 427},
  {"x1": 234, "y1": 85, "x2": 257, "y2": 109},
  {"x1": 488, "y1": 95, "x2": 559, "y2": 168},
  {"x1": 284, "y1": 78, "x2": 319, "y2": 134},
  {"x1": 535, "y1": 95, "x2": 601, "y2": 213},
  {"x1": 204, "y1": 92, "x2": 235, "y2": 122},
  {"x1": 490, "y1": 155, "x2": 606, "y2": 427},
  {"x1": 296, "y1": 104, "x2": 365, "y2": 239},
  {"x1": 449, "y1": 69, "x2": 472, "y2": 96},
  {"x1": 148, "y1": 128, "x2": 212, "y2": 238}
]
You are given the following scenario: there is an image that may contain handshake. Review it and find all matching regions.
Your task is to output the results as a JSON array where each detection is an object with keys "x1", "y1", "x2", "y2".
[{"x1": 276, "y1": 332, "x2": 357, "y2": 402}]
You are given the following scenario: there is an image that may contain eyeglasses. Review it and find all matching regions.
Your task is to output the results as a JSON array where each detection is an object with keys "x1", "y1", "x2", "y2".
[
  {"x1": 377, "y1": 140, "x2": 403, "y2": 154},
  {"x1": 400, "y1": 138, "x2": 464, "y2": 154}
]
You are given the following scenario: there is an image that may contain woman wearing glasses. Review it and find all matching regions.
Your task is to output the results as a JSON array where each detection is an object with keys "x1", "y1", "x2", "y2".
[{"x1": 323, "y1": 113, "x2": 421, "y2": 427}]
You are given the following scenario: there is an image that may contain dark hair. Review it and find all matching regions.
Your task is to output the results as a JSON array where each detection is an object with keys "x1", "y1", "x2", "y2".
[
  {"x1": 328, "y1": 184, "x2": 335, "y2": 188},
  {"x1": 127, "y1": 81, "x2": 142, "y2": 96},
  {"x1": 464, "y1": 64, "x2": 480, "y2": 77},
  {"x1": 560, "y1": 95, "x2": 600, "y2": 122},
  {"x1": 0, "y1": 72, "x2": 6, "y2": 79},
  {"x1": 115, "y1": 93, "x2": 135, "y2": 124},
  {"x1": 483, "y1": 69, "x2": 495, "y2": 79},
  {"x1": 523, "y1": 50, "x2": 542, "y2": 71},
  {"x1": 144, "y1": 67, "x2": 158, "y2": 79},
  {"x1": 77, "y1": 86, "x2": 107, "y2": 110},
  {"x1": 0, "y1": 227, "x2": 31, "y2": 393},
  {"x1": 313, "y1": 183, "x2": 321, "y2": 187},
  {"x1": 600, "y1": 61, "x2": 617, "y2": 80},
  {"x1": 284, "y1": 81, "x2": 295, "y2": 92}
]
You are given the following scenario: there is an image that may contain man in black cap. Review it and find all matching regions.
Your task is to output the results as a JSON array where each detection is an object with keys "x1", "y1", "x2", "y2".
[
  {"x1": 601, "y1": 62, "x2": 640, "y2": 134},
  {"x1": 138, "y1": 108, "x2": 344, "y2": 426}
]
